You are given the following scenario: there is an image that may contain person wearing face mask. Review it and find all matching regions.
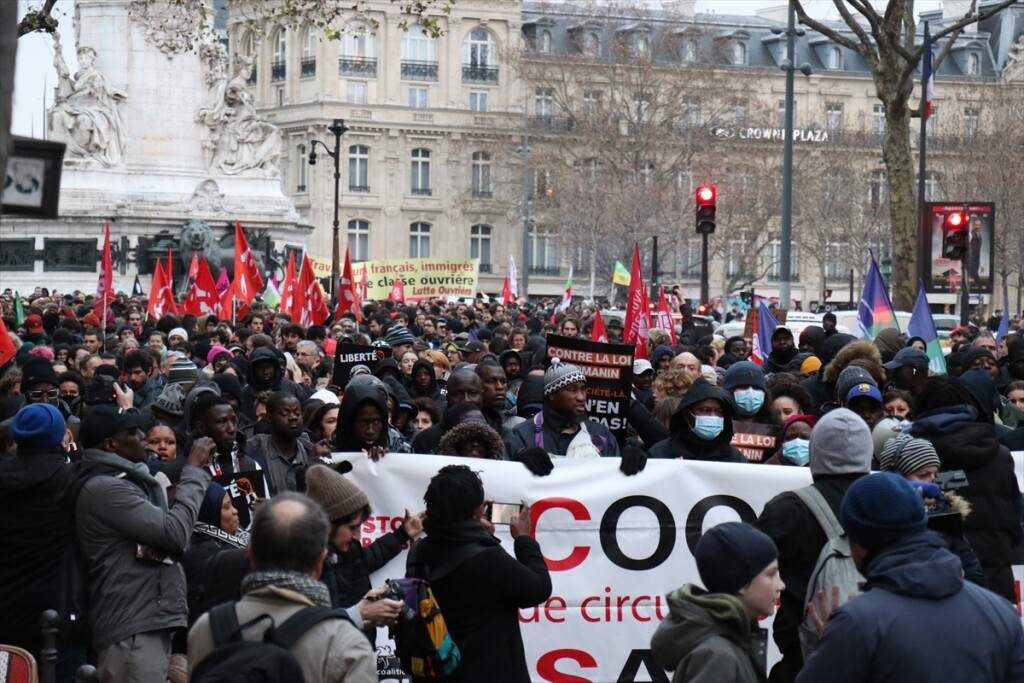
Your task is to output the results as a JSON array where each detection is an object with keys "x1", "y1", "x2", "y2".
[
  {"x1": 722, "y1": 361, "x2": 779, "y2": 463},
  {"x1": 764, "y1": 415, "x2": 816, "y2": 466},
  {"x1": 648, "y1": 378, "x2": 744, "y2": 462}
]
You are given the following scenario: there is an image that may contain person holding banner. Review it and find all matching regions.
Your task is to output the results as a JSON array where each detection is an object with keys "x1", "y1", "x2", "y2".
[
  {"x1": 647, "y1": 378, "x2": 744, "y2": 463},
  {"x1": 651, "y1": 523, "x2": 782, "y2": 683}
]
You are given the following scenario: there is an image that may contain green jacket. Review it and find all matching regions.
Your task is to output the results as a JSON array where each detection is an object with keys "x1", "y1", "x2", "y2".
[{"x1": 650, "y1": 585, "x2": 768, "y2": 683}]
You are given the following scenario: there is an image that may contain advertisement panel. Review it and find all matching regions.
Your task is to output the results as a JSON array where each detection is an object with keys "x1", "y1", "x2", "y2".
[{"x1": 924, "y1": 202, "x2": 996, "y2": 295}]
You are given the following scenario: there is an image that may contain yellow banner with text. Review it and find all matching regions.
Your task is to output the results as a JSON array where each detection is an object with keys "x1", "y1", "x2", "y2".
[{"x1": 308, "y1": 256, "x2": 479, "y2": 301}]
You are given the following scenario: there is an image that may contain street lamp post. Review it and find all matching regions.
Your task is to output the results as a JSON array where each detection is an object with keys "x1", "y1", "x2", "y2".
[{"x1": 308, "y1": 119, "x2": 349, "y2": 308}]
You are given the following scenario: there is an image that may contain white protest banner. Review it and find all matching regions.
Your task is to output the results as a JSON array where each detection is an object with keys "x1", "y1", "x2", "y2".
[{"x1": 339, "y1": 453, "x2": 1024, "y2": 683}]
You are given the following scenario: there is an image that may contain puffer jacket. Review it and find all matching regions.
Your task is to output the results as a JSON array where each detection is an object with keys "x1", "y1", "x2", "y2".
[
  {"x1": 647, "y1": 379, "x2": 744, "y2": 461},
  {"x1": 910, "y1": 405, "x2": 1024, "y2": 602},
  {"x1": 651, "y1": 585, "x2": 767, "y2": 683},
  {"x1": 73, "y1": 449, "x2": 209, "y2": 650}
]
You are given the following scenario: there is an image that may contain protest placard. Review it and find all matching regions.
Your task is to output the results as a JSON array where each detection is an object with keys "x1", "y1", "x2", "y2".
[{"x1": 332, "y1": 342, "x2": 388, "y2": 386}]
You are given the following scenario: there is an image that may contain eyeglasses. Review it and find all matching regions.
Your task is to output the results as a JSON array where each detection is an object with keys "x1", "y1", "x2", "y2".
[{"x1": 28, "y1": 389, "x2": 60, "y2": 401}]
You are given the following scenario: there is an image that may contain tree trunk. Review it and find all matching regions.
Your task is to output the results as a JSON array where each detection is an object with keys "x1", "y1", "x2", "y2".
[{"x1": 882, "y1": 102, "x2": 916, "y2": 310}]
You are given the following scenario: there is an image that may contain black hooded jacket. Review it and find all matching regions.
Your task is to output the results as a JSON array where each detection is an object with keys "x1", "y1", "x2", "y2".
[
  {"x1": 647, "y1": 379, "x2": 744, "y2": 461},
  {"x1": 407, "y1": 358, "x2": 444, "y2": 405},
  {"x1": 333, "y1": 382, "x2": 391, "y2": 452},
  {"x1": 239, "y1": 347, "x2": 309, "y2": 420}
]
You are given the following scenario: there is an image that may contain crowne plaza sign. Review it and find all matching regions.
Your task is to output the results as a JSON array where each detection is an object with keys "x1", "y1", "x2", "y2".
[{"x1": 710, "y1": 126, "x2": 830, "y2": 143}]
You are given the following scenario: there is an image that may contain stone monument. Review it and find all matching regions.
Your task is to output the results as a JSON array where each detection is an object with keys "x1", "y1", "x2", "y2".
[{"x1": 0, "y1": 0, "x2": 308, "y2": 293}]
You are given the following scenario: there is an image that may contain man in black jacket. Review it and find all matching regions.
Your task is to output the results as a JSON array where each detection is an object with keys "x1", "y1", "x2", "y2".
[
  {"x1": 755, "y1": 408, "x2": 872, "y2": 683},
  {"x1": 239, "y1": 346, "x2": 310, "y2": 421},
  {"x1": 647, "y1": 378, "x2": 744, "y2": 462}
]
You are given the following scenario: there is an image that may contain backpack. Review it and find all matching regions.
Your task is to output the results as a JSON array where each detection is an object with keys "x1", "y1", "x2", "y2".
[
  {"x1": 190, "y1": 602, "x2": 351, "y2": 683},
  {"x1": 393, "y1": 542, "x2": 488, "y2": 679},
  {"x1": 792, "y1": 485, "x2": 863, "y2": 660}
]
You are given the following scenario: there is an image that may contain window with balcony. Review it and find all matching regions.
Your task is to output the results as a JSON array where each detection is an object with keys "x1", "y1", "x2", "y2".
[
  {"x1": 680, "y1": 238, "x2": 701, "y2": 278},
  {"x1": 583, "y1": 90, "x2": 602, "y2": 117},
  {"x1": 471, "y1": 224, "x2": 492, "y2": 270},
  {"x1": 410, "y1": 222, "x2": 431, "y2": 258},
  {"x1": 348, "y1": 219, "x2": 369, "y2": 261},
  {"x1": 726, "y1": 239, "x2": 745, "y2": 278},
  {"x1": 872, "y1": 104, "x2": 886, "y2": 141},
  {"x1": 300, "y1": 27, "x2": 316, "y2": 78},
  {"x1": 471, "y1": 151, "x2": 491, "y2": 197},
  {"x1": 348, "y1": 145, "x2": 369, "y2": 193},
  {"x1": 409, "y1": 87, "x2": 428, "y2": 109},
  {"x1": 339, "y1": 27, "x2": 377, "y2": 76},
  {"x1": 767, "y1": 241, "x2": 799, "y2": 281},
  {"x1": 463, "y1": 29, "x2": 499, "y2": 83},
  {"x1": 271, "y1": 28, "x2": 286, "y2": 81},
  {"x1": 868, "y1": 169, "x2": 888, "y2": 210},
  {"x1": 825, "y1": 242, "x2": 849, "y2": 280},
  {"x1": 963, "y1": 107, "x2": 980, "y2": 136},
  {"x1": 918, "y1": 171, "x2": 942, "y2": 201},
  {"x1": 529, "y1": 229, "x2": 559, "y2": 274},
  {"x1": 411, "y1": 148, "x2": 431, "y2": 195},
  {"x1": 470, "y1": 90, "x2": 489, "y2": 112},
  {"x1": 535, "y1": 88, "x2": 554, "y2": 118},
  {"x1": 532, "y1": 168, "x2": 553, "y2": 199},
  {"x1": 402, "y1": 26, "x2": 438, "y2": 80}
]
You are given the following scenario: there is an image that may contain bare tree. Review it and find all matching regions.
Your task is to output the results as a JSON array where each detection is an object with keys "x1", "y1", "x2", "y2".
[{"x1": 791, "y1": 0, "x2": 1019, "y2": 310}]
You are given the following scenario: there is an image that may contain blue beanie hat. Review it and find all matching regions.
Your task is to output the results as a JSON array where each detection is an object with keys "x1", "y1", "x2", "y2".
[
  {"x1": 695, "y1": 522, "x2": 778, "y2": 595},
  {"x1": 198, "y1": 482, "x2": 228, "y2": 528},
  {"x1": 722, "y1": 361, "x2": 767, "y2": 392},
  {"x1": 840, "y1": 472, "x2": 928, "y2": 552},
  {"x1": 11, "y1": 403, "x2": 66, "y2": 451}
]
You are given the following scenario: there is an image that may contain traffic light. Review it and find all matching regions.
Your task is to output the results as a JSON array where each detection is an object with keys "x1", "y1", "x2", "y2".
[
  {"x1": 695, "y1": 185, "x2": 716, "y2": 235},
  {"x1": 822, "y1": 289, "x2": 832, "y2": 301},
  {"x1": 942, "y1": 210, "x2": 968, "y2": 260},
  {"x1": 740, "y1": 290, "x2": 754, "y2": 305}
]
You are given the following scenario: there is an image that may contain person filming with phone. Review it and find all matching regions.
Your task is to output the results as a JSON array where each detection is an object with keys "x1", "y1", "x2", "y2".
[{"x1": 406, "y1": 465, "x2": 551, "y2": 683}]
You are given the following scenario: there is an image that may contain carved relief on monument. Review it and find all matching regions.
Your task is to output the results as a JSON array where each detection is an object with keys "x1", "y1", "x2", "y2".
[
  {"x1": 195, "y1": 39, "x2": 282, "y2": 176},
  {"x1": 187, "y1": 179, "x2": 227, "y2": 214},
  {"x1": 129, "y1": 0, "x2": 209, "y2": 55},
  {"x1": 50, "y1": 31, "x2": 128, "y2": 167}
]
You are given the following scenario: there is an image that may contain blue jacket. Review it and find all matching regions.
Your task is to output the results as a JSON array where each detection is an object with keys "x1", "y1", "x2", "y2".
[{"x1": 796, "y1": 532, "x2": 1024, "y2": 683}]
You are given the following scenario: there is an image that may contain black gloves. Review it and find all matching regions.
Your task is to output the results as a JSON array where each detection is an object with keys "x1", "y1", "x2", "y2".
[
  {"x1": 619, "y1": 446, "x2": 648, "y2": 476},
  {"x1": 515, "y1": 446, "x2": 554, "y2": 477}
]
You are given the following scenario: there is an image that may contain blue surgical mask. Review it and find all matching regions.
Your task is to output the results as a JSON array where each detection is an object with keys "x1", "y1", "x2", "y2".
[
  {"x1": 693, "y1": 415, "x2": 725, "y2": 441},
  {"x1": 782, "y1": 438, "x2": 810, "y2": 466},
  {"x1": 734, "y1": 388, "x2": 765, "y2": 415}
]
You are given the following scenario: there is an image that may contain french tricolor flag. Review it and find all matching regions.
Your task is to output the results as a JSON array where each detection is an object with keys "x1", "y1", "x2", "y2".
[{"x1": 922, "y1": 26, "x2": 933, "y2": 120}]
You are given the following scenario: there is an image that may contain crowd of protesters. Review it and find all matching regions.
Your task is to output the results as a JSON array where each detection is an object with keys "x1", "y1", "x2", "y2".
[{"x1": 0, "y1": 285, "x2": 1022, "y2": 682}]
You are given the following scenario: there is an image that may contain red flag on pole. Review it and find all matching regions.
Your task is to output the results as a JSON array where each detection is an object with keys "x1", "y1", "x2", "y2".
[
  {"x1": 187, "y1": 251, "x2": 200, "y2": 281},
  {"x1": 655, "y1": 286, "x2": 678, "y2": 345},
  {"x1": 96, "y1": 223, "x2": 116, "y2": 323},
  {"x1": 280, "y1": 251, "x2": 297, "y2": 316},
  {"x1": 623, "y1": 244, "x2": 650, "y2": 359},
  {"x1": 336, "y1": 247, "x2": 361, "y2": 322},
  {"x1": 389, "y1": 278, "x2": 406, "y2": 304},
  {"x1": 231, "y1": 220, "x2": 264, "y2": 304},
  {"x1": 184, "y1": 257, "x2": 220, "y2": 316},
  {"x1": 592, "y1": 309, "x2": 609, "y2": 344},
  {"x1": 147, "y1": 258, "x2": 177, "y2": 318},
  {"x1": 0, "y1": 316, "x2": 16, "y2": 368},
  {"x1": 501, "y1": 277, "x2": 514, "y2": 305},
  {"x1": 296, "y1": 254, "x2": 329, "y2": 325}
]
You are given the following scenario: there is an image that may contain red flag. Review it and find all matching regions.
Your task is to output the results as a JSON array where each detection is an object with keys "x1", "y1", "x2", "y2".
[
  {"x1": 215, "y1": 268, "x2": 230, "y2": 295},
  {"x1": 0, "y1": 316, "x2": 16, "y2": 368},
  {"x1": 336, "y1": 248, "x2": 361, "y2": 322},
  {"x1": 147, "y1": 258, "x2": 177, "y2": 318},
  {"x1": 389, "y1": 278, "x2": 406, "y2": 304},
  {"x1": 187, "y1": 251, "x2": 200, "y2": 281},
  {"x1": 184, "y1": 257, "x2": 220, "y2": 316},
  {"x1": 296, "y1": 254, "x2": 329, "y2": 325},
  {"x1": 231, "y1": 220, "x2": 264, "y2": 304},
  {"x1": 280, "y1": 251, "x2": 297, "y2": 316},
  {"x1": 96, "y1": 223, "x2": 116, "y2": 321},
  {"x1": 591, "y1": 309, "x2": 609, "y2": 344},
  {"x1": 501, "y1": 277, "x2": 514, "y2": 306},
  {"x1": 623, "y1": 244, "x2": 650, "y2": 359},
  {"x1": 655, "y1": 286, "x2": 678, "y2": 345},
  {"x1": 359, "y1": 266, "x2": 368, "y2": 300}
]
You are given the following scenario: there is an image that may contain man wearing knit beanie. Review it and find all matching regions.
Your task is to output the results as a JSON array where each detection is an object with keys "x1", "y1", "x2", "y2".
[
  {"x1": 755, "y1": 408, "x2": 872, "y2": 682},
  {"x1": 652, "y1": 523, "x2": 783, "y2": 683},
  {"x1": 798, "y1": 472, "x2": 1024, "y2": 683},
  {"x1": 304, "y1": 464, "x2": 422, "y2": 632}
]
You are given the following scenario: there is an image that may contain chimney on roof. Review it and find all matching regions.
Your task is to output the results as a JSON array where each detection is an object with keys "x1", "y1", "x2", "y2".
[
  {"x1": 662, "y1": 1, "x2": 697, "y2": 18},
  {"x1": 943, "y1": 0, "x2": 978, "y2": 33}
]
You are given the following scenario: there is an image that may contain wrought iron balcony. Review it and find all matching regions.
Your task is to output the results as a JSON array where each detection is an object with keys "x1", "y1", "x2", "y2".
[
  {"x1": 349, "y1": 185, "x2": 370, "y2": 193},
  {"x1": 529, "y1": 266, "x2": 562, "y2": 276},
  {"x1": 271, "y1": 61, "x2": 286, "y2": 82},
  {"x1": 462, "y1": 64, "x2": 499, "y2": 83},
  {"x1": 300, "y1": 57, "x2": 316, "y2": 78},
  {"x1": 529, "y1": 115, "x2": 575, "y2": 133},
  {"x1": 479, "y1": 263, "x2": 493, "y2": 273},
  {"x1": 339, "y1": 56, "x2": 377, "y2": 77},
  {"x1": 472, "y1": 189, "x2": 493, "y2": 199},
  {"x1": 411, "y1": 187, "x2": 432, "y2": 196},
  {"x1": 401, "y1": 60, "x2": 439, "y2": 81}
]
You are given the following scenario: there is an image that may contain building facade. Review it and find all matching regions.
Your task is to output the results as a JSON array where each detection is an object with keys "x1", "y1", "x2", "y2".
[{"x1": 233, "y1": 0, "x2": 1024, "y2": 308}]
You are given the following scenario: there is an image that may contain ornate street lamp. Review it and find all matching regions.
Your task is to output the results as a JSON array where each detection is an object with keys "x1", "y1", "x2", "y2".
[{"x1": 308, "y1": 119, "x2": 349, "y2": 307}]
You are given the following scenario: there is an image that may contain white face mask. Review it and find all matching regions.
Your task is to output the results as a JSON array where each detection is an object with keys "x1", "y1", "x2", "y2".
[{"x1": 693, "y1": 415, "x2": 725, "y2": 441}]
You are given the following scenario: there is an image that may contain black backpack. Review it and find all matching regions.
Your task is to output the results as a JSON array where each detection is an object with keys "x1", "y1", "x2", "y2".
[{"x1": 190, "y1": 602, "x2": 351, "y2": 683}]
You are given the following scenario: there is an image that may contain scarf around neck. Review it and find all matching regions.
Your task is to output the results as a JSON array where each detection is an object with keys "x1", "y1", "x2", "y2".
[
  {"x1": 241, "y1": 570, "x2": 332, "y2": 607},
  {"x1": 194, "y1": 522, "x2": 250, "y2": 549}
]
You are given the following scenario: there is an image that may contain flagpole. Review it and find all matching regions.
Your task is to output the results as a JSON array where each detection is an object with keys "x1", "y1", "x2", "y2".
[{"x1": 916, "y1": 22, "x2": 930, "y2": 293}]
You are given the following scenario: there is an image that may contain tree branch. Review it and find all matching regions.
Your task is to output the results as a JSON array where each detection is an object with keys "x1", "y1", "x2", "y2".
[
  {"x1": 791, "y1": 0, "x2": 861, "y2": 53},
  {"x1": 931, "y1": 0, "x2": 1019, "y2": 43},
  {"x1": 830, "y1": 0, "x2": 878, "y2": 57},
  {"x1": 17, "y1": 0, "x2": 60, "y2": 37}
]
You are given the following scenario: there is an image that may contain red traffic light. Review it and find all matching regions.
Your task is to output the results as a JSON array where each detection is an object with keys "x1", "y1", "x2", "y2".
[
  {"x1": 945, "y1": 212, "x2": 965, "y2": 228},
  {"x1": 696, "y1": 186, "x2": 716, "y2": 205}
]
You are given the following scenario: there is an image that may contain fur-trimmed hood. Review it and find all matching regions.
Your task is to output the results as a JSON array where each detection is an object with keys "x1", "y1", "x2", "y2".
[
  {"x1": 438, "y1": 420, "x2": 505, "y2": 459},
  {"x1": 823, "y1": 340, "x2": 883, "y2": 385}
]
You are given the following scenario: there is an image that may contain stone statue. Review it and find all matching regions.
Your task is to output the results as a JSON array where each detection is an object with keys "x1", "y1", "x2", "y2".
[
  {"x1": 50, "y1": 32, "x2": 128, "y2": 167},
  {"x1": 196, "y1": 40, "x2": 281, "y2": 176}
]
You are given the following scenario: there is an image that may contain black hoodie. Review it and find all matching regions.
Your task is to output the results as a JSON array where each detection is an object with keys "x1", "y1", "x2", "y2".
[
  {"x1": 647, "y1": 379, "x2": 744, "y2": 462},
  {"x1": 407, "y1": 358, "x2": 444, "y2": 405},
  {"x1": 333, "y1": 382, "x2": 391, "y2": 452},
  {"x1": 240, "y1": 347, "x2": 309, "y2": 420}
]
